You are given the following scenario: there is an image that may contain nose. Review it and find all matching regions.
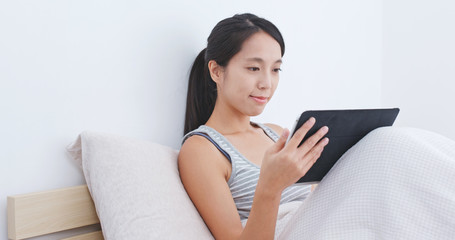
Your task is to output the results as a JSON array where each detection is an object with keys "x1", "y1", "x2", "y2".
[{"x1": 258, "y1": 71, "x2": 272, "y2": 90}]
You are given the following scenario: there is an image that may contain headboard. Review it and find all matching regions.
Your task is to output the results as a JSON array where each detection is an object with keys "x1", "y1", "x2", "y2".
[{"x1": 7, "y1": 185, "x2": 103, "y2": 240}]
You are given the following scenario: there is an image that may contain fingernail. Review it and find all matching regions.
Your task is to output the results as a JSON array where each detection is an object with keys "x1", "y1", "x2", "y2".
[{"x1": 308, "y1": 117, "x2": 315, "y2": 123}]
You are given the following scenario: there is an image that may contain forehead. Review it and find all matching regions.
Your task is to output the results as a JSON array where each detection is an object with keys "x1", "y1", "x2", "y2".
[{"x1": 232, "y1": 31, "x2": 282, "y2": 63}]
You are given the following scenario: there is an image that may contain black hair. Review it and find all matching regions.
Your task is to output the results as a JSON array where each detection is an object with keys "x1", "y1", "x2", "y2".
[{"x1": 184, "y1": 13, "x2": 285, "y2": 135}]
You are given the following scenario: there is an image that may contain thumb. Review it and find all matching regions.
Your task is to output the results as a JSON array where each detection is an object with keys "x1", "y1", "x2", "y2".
[{"x1": 271, "y1": 128, "x2": 289, "y2": 152}]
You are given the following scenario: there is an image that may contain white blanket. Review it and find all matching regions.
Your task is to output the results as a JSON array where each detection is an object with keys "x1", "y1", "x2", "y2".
[{"x1": 273, "y1": 127, "x2": 455, "y2": 239}]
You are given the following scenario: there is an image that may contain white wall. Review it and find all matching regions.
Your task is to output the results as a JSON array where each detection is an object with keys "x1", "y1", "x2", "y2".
[
  {"x1": 0, "y1": 1, "x2": 382, "y2": 238},
  {"x1": 253, "y1": 1, "x2": 382, "y2": 126},
  {"x1": 383, "y1": 0, "x2": 455, "y2": 140}
]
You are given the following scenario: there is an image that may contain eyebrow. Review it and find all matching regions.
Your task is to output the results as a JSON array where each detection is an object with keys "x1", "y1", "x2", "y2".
[{"x1": 245, "y1": 57, "x2": 282, "y2": 64}]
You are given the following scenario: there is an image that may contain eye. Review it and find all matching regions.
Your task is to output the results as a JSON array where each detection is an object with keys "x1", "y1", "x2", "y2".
[
  {"x1": 273, "y1": 68, "x2": 282, "y2": 73},
  {"x1": 248, "y1": 67, "x2": 260, "y2": 71}
]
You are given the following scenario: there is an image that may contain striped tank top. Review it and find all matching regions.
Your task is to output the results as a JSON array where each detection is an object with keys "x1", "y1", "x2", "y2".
[{"x1": 183, "y1": 122, "x2": 311, "y2": 220}]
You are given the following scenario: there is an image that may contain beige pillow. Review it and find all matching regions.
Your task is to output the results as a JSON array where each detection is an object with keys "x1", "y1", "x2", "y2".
[{"x1": 67, "y1": 131, "x2": 213, "y2": 240}]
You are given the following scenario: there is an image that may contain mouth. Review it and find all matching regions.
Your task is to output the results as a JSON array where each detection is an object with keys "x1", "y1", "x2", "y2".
[{"x1": 250, "y1": 95, "x2": 268, "y2": 104}]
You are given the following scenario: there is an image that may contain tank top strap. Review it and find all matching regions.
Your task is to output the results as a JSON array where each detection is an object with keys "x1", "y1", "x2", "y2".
[
  {"x1": 182, "y1": 123, "x2": 278, "y2": 164},
  {"x1": 182, "y1": 123, "x2": 280, "y2": 161},
  {"x1": 183, "y1": 125, "x2": 242, "y2": 185},
  {"x1": 183, "y1": 123, "x2": 279, "y2": 147},
  {"x1": 183, "y1": 131, "x2": 231, "y2": 162},
  {"x1": 251, "y1": 122, "x2": 280, "y2": 142},
  {"x1": 182, "y1": 126, "x2": 241, "y2": 164},
  {"x1": 183, "y1": 126, "x2": 240, "y2": 154}
]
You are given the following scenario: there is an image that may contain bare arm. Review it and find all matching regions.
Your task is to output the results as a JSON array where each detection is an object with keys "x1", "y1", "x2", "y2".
[{"x1": 179, "y1": 136, "x2": 244, "y2": 239}]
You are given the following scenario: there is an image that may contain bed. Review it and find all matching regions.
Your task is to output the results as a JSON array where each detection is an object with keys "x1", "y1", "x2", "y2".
[
  {"x1": 7, "y1": 185, "x2": 102, "y2": 239},
  {"x1": 7, "y1": 127, "x2": 455, "y2": 239}
]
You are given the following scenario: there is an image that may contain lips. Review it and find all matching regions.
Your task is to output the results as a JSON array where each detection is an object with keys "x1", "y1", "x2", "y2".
[{"x1": 250, "y1": 95, "x2": 268, "y2": 104}]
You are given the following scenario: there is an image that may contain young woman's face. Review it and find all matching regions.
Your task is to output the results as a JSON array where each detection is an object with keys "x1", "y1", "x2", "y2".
[{"x1": 215, "y1": 31, "x2": 282, "y2": 117}]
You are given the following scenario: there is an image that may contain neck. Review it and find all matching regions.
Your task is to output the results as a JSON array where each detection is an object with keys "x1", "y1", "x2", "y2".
[{"x1": 205, "y1": 100, "x2": 254, "y2": 135}]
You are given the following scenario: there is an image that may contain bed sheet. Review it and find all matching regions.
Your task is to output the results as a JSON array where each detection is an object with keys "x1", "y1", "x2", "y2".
[{"x1": 274, "y1": 127, "x2": 455, "y2": 239}]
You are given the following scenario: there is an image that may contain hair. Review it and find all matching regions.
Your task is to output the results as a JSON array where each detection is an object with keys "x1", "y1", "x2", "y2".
[{"x1": 183, "y1": 13, "x2": 285, "y2": 135}]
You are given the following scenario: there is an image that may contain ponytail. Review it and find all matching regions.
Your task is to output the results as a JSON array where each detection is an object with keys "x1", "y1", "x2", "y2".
[{"x1": 184, "y1": 48, "x2": 217, "y2": 135}]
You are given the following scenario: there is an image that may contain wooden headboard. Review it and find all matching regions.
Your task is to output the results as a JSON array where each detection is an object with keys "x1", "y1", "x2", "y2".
[{"x1": 7, "y1": 185, "x2": 103, "y2": 240}]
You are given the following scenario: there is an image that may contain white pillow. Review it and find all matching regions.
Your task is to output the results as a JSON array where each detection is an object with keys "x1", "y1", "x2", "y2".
[{"x1": 66, "y1": 131, "x2": 214, "y2": 240}]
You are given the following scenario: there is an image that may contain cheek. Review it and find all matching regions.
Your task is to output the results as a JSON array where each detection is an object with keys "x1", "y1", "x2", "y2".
[
  {"x1": 266, "y1": 77, "x2": 279, "y2": 100},
  {"x1": 227, "y1": 75, "x2": 253, "y2": 94},
  {"x1": 220, "y1": 77, "x2": 248, "y2": 100},
  {"x1": 273, "y1": 77, "x2": 279, "y2": 87},
  {"x1": 271, "y1": 77, "x2": 279, "y2": 91}
]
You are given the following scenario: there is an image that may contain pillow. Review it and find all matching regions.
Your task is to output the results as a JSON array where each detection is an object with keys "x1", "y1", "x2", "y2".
[{"x1": 66, "y1": 131, "x2": 214, "y2": 240}]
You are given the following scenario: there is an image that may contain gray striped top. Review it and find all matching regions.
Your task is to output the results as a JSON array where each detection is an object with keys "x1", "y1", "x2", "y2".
[{"x1": 183, "y1": 123, "x2": 311, "y2": 220}]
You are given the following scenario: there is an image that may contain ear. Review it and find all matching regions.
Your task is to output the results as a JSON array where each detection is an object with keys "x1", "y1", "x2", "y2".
[{"x1": 208, "y1": 60, "x2": 224, "y2": 84}]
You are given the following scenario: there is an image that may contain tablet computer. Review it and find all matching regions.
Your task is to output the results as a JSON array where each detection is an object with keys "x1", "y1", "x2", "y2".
[{"x1": 288, "y1": 108, "x2": 400, "y2": 184}]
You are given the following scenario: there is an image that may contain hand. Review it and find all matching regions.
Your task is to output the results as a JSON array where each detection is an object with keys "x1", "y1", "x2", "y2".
[{"x1": 259, "y1": 117, "x2": 329, "y2": 193}]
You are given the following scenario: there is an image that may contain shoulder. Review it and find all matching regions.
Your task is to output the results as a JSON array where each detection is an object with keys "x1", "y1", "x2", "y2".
[
  {"x1": 179, "y1": 134, "x2": 230, "y2": 179},
  {"x1": 264, "y1": 123, "x2": 284, "y2": 136},
  {"x1": 180, "y1": 135, "x2": 212, "y2": 160}
]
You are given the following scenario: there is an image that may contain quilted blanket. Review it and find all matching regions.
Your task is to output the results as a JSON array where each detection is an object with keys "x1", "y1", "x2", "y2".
[{"x1": 268, "y1": 127, "x2": 455, "y2": 239}]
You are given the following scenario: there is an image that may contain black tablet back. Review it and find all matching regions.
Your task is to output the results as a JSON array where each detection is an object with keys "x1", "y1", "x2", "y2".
[{"x1": 293, "y1": 108, "x2": 400, "y2": 183}]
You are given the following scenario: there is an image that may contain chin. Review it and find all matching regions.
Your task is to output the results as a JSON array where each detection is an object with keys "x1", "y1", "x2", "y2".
[
  {"x1": 247, "y1": 107, "x2": 266, "y2": 117},
  {"x1": 249, "y1": 112, "x2": 262, "y2": 117}
]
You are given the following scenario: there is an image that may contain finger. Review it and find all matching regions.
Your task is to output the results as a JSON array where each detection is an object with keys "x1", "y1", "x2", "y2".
[
  {"x1": 298, "y1": 126, "x2": 329, "y2": 155},
  {"x1": 302, "y1": 137, "x2": 329, "y2": 169},
  {"x1": 286, "y1": 117, "x2": 316, "y2": 150},
  {"x1": 270, "y1": 128, "x2": 289, "y2": 152}
]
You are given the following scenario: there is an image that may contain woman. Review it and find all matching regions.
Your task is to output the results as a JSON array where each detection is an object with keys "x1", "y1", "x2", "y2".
[
  {"x1": 179, "y1": 13, "x2": 325, "y2": 239},
  {"x1": 178, "y1": 13, "x2": 455, "y2": 240}
]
